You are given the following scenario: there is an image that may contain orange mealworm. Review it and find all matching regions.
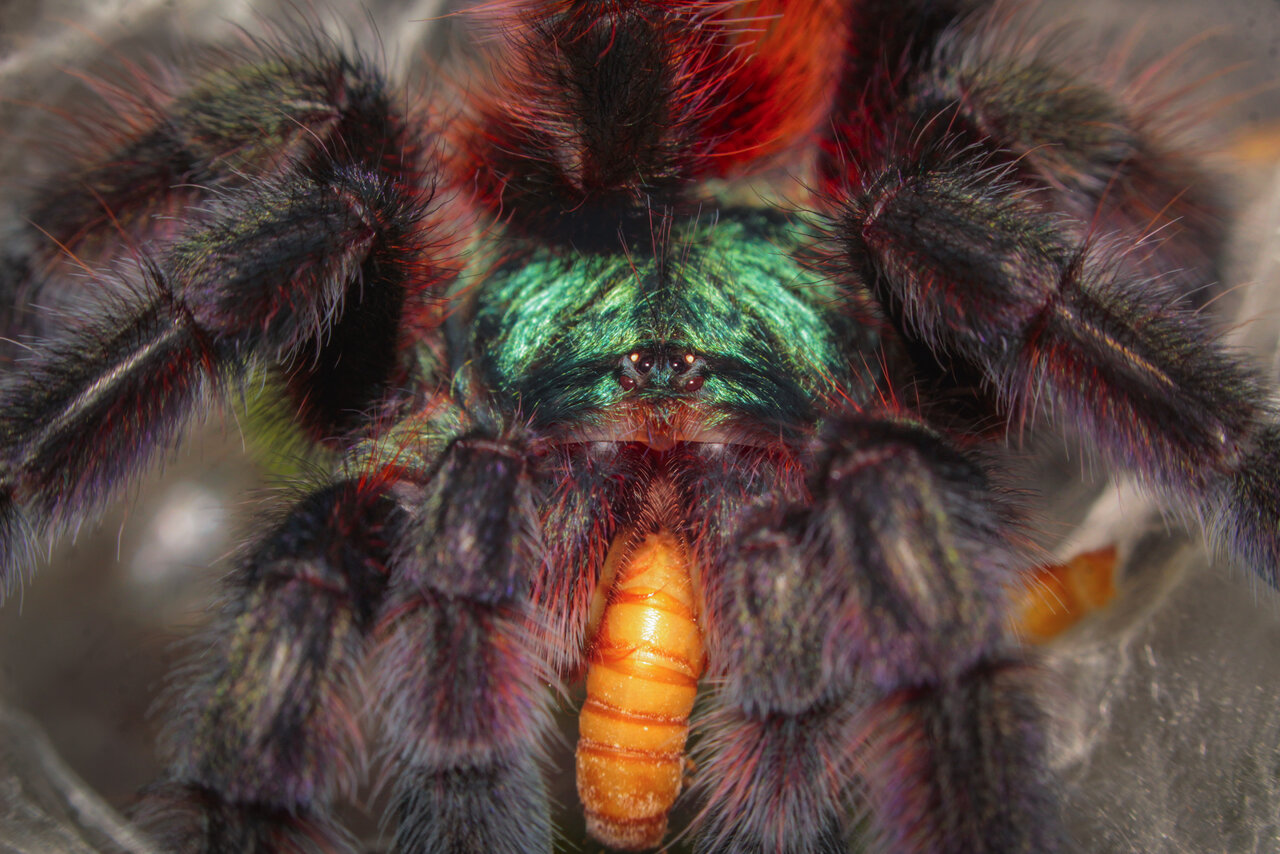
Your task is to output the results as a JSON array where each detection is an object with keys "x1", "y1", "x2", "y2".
[{"x1": 576, "y1": 520, "x2": 705, "y2": 851}]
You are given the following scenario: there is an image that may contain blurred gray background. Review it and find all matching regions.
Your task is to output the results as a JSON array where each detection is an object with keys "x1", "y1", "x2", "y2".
[{"x1": 1, "y1": 1, "x2": 1280, "y2": 852}]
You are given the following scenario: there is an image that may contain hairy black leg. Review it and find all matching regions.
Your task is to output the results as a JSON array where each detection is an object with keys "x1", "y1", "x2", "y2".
[
  {"x1": 6, "y1": 39, "x2": 438, "y2": 430},
  {"x1": 0, "y1": 162, "x2": 433, "y2": 592},
  {"x1": 835, "y1": 145, "x2": 1280, "y2": 583},
  {"x1": 827, "y1": 0, "x2": 1223, "y2": 302},
  {"x1": 13, "y1": 39, "x2": 414, "y2": 284},
  {"x1": 694, "y1": 413, "x2": 1056, "y2": 854},
  {"x1": 137, "y1": 478, "x2": 400, "y2": 853},
  {"x1": 373, "y1": 434, "x2": 553, "y2": 854}
]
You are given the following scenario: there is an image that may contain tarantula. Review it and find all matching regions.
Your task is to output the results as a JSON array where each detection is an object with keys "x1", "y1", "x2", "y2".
[{"x1": 1, "y1": 0, "x2": 1278, "y2": 852}]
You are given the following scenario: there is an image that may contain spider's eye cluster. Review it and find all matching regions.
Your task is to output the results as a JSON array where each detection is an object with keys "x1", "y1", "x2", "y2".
[
  {"x1": 628, "y1": 350, "x2": 655, "y2": 375},
  {"x1": 619, "y1": 348, "x2": 705, "y2": 393}
]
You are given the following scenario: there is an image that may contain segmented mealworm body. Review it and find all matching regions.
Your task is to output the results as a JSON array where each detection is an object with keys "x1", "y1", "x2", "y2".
[{"x1": 576, "y1": 522, "x2": 705, "y2": 851}]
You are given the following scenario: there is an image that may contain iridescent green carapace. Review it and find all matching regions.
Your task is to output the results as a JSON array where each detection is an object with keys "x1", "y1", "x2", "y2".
[{"x1": 457, "y1": 210, "x2": 877, "y2": 443}]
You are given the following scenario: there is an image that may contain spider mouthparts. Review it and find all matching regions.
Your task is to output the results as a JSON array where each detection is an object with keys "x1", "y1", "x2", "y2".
[
  {"x1": 568, "y1": 406, "x2": 737, "y2": 449},
  {"x1": 621, "y1": 427, "x2": 677, "y2": 451}
]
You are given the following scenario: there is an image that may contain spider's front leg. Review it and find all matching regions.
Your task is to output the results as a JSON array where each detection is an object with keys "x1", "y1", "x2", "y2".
[
  {"x1": 0, "y1": 103, "x2": 438, "y2": 591},
  {"x1": 143, "y1": 405, "x2": 558, "y2": 853},
  {"x1": 831, "y1": 0, "x2": 1225, "y2": 304},
  {"x1": 836, "y1": 144, "x2": 1280, "y2": 582},
  {"x1": 824, "y1": 0, "x2": 1280, "y2": 582},
  {"x1": 3, "y1": 38, "x2": 421, "y2": 344},
  {"x1": 691, "y1": 416, "x2": 1054, "y2": 854}
]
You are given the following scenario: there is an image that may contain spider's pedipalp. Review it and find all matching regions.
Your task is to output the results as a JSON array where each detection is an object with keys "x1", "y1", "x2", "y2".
[
  {"x1": 695, "y1": 411, "x2": 1055, "y2": 853},
  {"x1": 136, "y1": 380, "x2": 564, "y2": 853},
  {"x1": 391, "y1": 758, "x2": 551, "y2": 854},
  {"x1": 691, "y1": 703, "x2": 857, "y2": 854},
  {"x1": 373, "y1": 430, "x2": 555, "y2": 854},
  {"x1": 377, "y1": 587, "x2": 553, "y2": 854},
  {"x1": 693, "y1": 508, "x2": 856, "y2": 854}
]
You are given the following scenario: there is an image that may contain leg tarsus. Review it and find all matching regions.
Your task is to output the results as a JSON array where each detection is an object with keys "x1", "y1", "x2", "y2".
[
  {"x1": 859, "y1": 662, "x2": 1059, "y2": 854},
  {"x1": 1208, "y1": 422, "x2": 1280, "y2": 585},
  {"x1": 692, "y1": 704, "x2": 856, "y2": 854},
  {"x1": 393, "y1": 758, "x2": 552, "y2": 854},
  {"x1": 136, "y1": 781, "x2": 357, "y2": 854}
]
